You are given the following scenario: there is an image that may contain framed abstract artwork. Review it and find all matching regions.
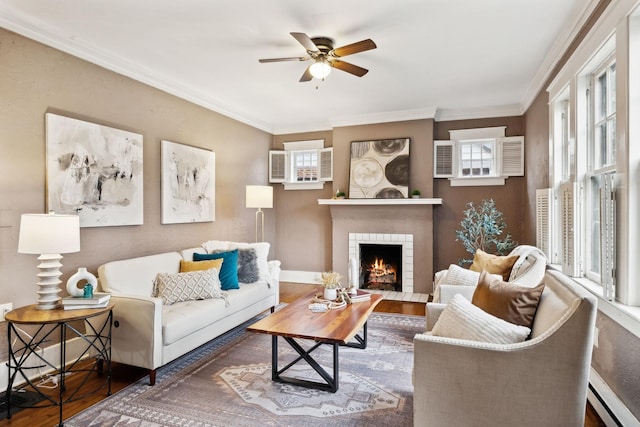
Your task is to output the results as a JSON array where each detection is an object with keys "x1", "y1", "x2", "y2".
[
  {"x1": 46, "y1": 113, "x2": 144, "y2": 227},
  {"x1": 161, "y1": 140, "x2": 215, "y2": 224},
  {"x1": 348, "y1": 138, "x2": 410, "y2": 199}
]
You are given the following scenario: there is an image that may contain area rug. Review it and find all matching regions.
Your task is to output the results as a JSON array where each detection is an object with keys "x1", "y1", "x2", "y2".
[{"x1": 65, "y1": 312, "x2": 423, "y2": 426}]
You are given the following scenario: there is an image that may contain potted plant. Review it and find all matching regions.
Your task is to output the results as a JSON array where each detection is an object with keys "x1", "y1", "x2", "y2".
[
  {"x1": 319, "y1": 271, "x2": 343, "y2": 300},
  {"x1": 455, "y1": 199, "x2": 517, "y2": 265},
  {"x1": 411, "y1": 189, "x2": 421, "y2": 198},
  {"x1": 335, "y1": 190, "x2": 346, "y2": 199}
]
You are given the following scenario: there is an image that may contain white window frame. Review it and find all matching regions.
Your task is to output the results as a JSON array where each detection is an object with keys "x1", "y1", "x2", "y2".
[
  {"x1": 269, "y1": 139, "x2": 333, "y2": 190},
  {"x1": 545, "y1": 1, "x2": 640, "y2": 314},
  {"x1": 433, "y1": 127, "x2": 524, "y2": 186}
]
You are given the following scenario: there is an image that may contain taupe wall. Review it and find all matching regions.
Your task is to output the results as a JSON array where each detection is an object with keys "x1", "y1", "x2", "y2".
[
  {"x1": 272, "y1": 131, "x2": 334, "y2": 271},
  {"x1": 0, "y1": 28, "x2": 273, "y2": 314},
  {"x1": 432, "y1": 116, "x2": 528, "y2": 272},
  {"x1": 273, "y1": 120, "x2": 435, "y2": 280}
]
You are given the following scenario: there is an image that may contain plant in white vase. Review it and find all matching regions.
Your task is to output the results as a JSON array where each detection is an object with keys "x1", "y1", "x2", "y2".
[{"x1": 320, "y1": 271, "x2": 343, "y2": 300}]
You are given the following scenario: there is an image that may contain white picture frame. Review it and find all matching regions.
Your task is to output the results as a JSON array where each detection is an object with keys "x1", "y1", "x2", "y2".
[{"x1": 161, "y1": 140, "x2": 215, "y2": 224}]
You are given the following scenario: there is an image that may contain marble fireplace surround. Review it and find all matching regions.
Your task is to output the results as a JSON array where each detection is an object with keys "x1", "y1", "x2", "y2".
[{"x1": 319, "y1": 198, "x2": 441, "y2": 295}]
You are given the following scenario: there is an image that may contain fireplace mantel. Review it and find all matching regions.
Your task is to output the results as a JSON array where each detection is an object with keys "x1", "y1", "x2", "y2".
[{"x1": 317, "y1": 198, "x2": 442, "y2": 206}]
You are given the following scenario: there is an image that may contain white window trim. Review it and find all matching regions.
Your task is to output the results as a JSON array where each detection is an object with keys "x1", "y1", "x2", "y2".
[
  {"x1": 546, "y1": 0, "x2": 640, "y2": 317},
  {"x1": 434, "y1": 127, "x2": 523, "y2": 186},
  {"x1": 269, "y1": 139, "x2": 333, "y2": 190}
]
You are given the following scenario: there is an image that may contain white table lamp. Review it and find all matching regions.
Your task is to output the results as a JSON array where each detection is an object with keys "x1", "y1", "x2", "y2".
[
  {"x1": 246, "y1": 185, "x2": 273, "y2": 242},
  {"x1": 18, "y1": 212, "x2": 80, "y2": 310}
]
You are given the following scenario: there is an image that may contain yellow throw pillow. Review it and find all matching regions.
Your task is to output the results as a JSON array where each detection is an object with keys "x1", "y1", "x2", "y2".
[
  {"x1": 471, "y1": 270, "x2": 545, "y2": 329},
  {"x1": 180, "y1": 258, "x2": 223, "y2": 273},
  {"x1": 469, "y1": 249, "x2": 519, "y2": 281}
]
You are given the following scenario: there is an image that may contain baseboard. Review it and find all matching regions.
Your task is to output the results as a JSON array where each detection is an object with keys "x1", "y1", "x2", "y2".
[
  {"x1": 280, "y1": 270, "x2": 319, "y2": 284},
  {"x1": 0, "y1": 336, "x2": 88, "y2": 392},
  {"x1": 589, "y1": 367, "x2": 640, "y2": 427}
]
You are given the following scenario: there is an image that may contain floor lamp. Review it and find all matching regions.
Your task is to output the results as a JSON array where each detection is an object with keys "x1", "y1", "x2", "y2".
[
  {"x1": 18, "y1": 212, "x2": 80, "y2": 310},
  {"x1": 246, "y1": 185, "x2": 273, "y2": 242}
]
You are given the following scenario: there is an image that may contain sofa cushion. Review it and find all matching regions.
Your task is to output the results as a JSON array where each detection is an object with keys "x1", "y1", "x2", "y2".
[
  {"x1": 98, "y1": 252, "x2": 182, "y2": 296},
  {"x1": 162, "y1": 281, "x2": 275, "y2": 345},
  {"x1": 179, "y1": 258, "x2": 223, "y2": 273},
  {"x1": 153, "y1": 269, "x2": 227, "y2": 305},
  {"x1": 471, "y1": 270, "x2": 545, "y2": 329},
  {"x1": 431, "y1": 294, "x2": 531, "y2": 344},
  {"x1": 469, "y1": 249, "x2": 519, "y2": 281},
  {"x1": 202, "y1": 240, "x2": 270, "y2": 283},
  {"x1": 193, "y1": 250, "x2": 239, "y2": 290}
]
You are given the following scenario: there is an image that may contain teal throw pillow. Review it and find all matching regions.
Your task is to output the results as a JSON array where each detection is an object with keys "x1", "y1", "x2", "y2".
[{"x1": 194, "y1": 250, "x2": 239, "y2": 290}]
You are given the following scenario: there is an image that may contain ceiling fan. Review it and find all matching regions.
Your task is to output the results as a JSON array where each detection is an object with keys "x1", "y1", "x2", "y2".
[{"x1": 259, "y1": 32, "x2": 377, "y2": 82}]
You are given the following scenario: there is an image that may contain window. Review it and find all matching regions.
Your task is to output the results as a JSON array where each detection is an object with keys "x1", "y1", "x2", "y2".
[
  {"x1": 460, "y1": 139, "x2": 494, "y2": 177},
  {"x1": 586, "y1": 57, "x2": 616, "y2": 283},
  {"x1": 547, "y1": 38, "x2": 618, "y2": 302},
  {"x1": 269, "y1": 139, "x2": 333, "y2": 190},
  {"x1": 433, "y1": 127, "x2": 524, "y2": 186}
]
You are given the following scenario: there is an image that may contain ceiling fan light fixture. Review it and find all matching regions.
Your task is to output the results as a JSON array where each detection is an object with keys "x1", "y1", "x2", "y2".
[{"x1": 309, "y1": 59, "x2": 331, "y2": 79}]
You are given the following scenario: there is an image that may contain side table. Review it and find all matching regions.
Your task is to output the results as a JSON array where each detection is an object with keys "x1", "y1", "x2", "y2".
[{"x1": 5, "y1": 304, "x2": 113, "y2": 427}]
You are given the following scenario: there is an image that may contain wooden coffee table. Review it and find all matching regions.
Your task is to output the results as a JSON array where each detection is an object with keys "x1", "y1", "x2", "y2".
[{"x1": 247, "y1": 287, "x2": 382, "y2": 393}]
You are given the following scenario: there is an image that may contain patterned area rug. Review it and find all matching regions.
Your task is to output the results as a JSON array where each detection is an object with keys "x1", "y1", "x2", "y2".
[{"x1": 65, "y1": 312, "x2": 423, "y2": 426}]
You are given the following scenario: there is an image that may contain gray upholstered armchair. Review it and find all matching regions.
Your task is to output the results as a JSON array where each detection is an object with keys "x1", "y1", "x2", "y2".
[{"x1": 413, "y1": 269, "x2": 597, "y2": 427}]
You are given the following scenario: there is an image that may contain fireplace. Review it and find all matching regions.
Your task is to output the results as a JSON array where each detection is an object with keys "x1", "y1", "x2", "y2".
[
  {"x1": 359, "y1": 244, "x2": 402, "y2": 291},
  {"x1": 349, "y1": 233, "x2": 414, "y2": 294}
]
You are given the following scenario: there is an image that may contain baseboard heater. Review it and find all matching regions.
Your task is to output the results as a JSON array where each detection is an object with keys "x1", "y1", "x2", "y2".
[{"x1": 589, "y1": 368, "x2": 640, "y2": 427}]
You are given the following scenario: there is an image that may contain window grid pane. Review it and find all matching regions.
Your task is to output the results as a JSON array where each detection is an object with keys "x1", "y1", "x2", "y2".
[
  {"x1": 294, "y1": 151, "x2": 318, "y2": 181},
  {"x1": 460, "y1": 141, "x2": 494, "y2": 177}
]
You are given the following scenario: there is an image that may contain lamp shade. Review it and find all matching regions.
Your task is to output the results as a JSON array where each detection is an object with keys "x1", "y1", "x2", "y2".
[
  {"x1": 246, "y1": 185, "x2": 273, "y2": 209},
  {"x1": 18, "y1": 213, "x2": 80, "y2": 255},
  {"x1": 309, "y1": 59, "x2": 331, "y2": 79}
]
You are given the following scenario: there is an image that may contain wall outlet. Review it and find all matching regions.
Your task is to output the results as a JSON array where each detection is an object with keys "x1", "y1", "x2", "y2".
[
  {"x1": 593, "y1": 326, "x2": 599, "y2": 348},
  {"x1": 0, "y1": 303, "x2": 13, "y2": 321}
]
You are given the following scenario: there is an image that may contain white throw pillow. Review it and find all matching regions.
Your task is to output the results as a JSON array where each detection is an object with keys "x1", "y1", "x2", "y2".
[
  {"x1": 434, "y1": 264, "x2": 503, "y2": 302},
  {"x1": 431, "y1": 294, "x2": 531, "y2": 344},
  {"x1": 154, "y1": 269, "x2": 228, "y2": 306}
]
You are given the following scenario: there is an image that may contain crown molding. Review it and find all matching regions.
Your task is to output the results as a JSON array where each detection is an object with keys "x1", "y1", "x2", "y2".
[
  {"x1": 520, "y1": 0, "x2": 603, "y2": 112},
  {"x1": 434, "y1": 104, "x2": 524, "y2": 122},
  {"x1": 0, "y1": 5, "x2": 274, "y2": 134}
]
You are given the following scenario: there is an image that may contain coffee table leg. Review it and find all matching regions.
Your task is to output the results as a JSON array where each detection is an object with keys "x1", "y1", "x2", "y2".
[
  {"x1": 271, "y1": 335, "x2": 278, "y2": 381},
  {"x1": 271, "y1": 336, "x2": 339, "y2": 393},
  {"x1": 343, "y1": 321, "x2": 368, "y2": 349}
]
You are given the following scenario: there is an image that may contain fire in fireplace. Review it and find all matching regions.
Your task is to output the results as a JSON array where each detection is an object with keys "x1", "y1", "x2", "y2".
[{"x1": 359, "y1": 243, "x2": 402, "y2": 291}]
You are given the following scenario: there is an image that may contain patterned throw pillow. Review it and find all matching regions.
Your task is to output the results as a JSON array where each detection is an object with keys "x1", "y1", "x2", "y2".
[{"x1": 154, "y1": 269, "x2": 228, "y2": 305}]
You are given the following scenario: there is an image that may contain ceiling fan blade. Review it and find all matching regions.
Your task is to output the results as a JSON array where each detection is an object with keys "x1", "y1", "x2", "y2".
[
  {"x1": 331, "y1": 60, "x2": 369, "y2": 77},
  {"x1": 332, "y1": 39, "x2": 377, "y2": 57},
  {"x1": 291, "y1": 32, "x2": 319, "y2": 53},
  {"x1": 299, "y1": 66, "x2": 313, "y2": 82},
  {"x1": 259, "y1": 57, "x2": 309, "y2": 63}
]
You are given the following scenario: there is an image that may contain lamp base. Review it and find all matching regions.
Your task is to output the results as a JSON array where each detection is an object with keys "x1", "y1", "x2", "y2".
[{"x1": 35, "y1": 253, "x2": 64, "y2": 310}]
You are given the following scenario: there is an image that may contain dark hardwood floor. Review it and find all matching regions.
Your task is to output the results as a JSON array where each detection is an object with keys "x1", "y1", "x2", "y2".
[{"x1": 0, "y1": 282, "x2": 605, "y2": 426}]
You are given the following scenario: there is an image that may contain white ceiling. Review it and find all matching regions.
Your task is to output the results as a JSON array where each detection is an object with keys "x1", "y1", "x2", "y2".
[{"x1": 0, "y1": 0, "x2": 594, "y2": 134}]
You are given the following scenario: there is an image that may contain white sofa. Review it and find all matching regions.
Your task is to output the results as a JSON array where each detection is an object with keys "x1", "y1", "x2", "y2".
[
  {"x1": 414, "y1": 269, "x2": 597, "y2": 427},
  {"x1": 91, "y1": 244, "x2": 280, "y2": 385}
]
